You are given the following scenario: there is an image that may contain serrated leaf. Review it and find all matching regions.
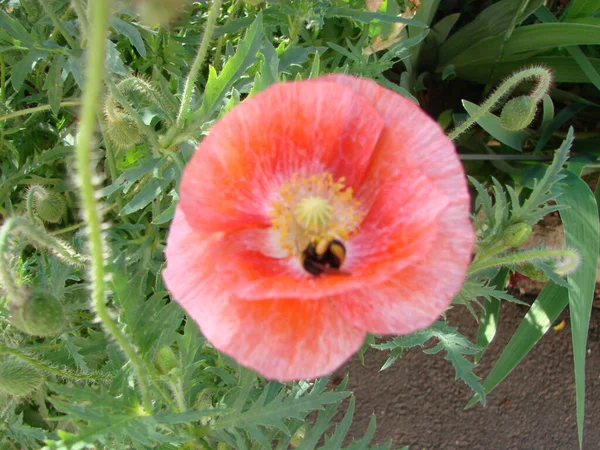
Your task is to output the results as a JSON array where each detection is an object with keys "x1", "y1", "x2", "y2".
[
  {"x1": 513, "y1": 128, "x2": 573, "y2": 223},
  {"x1": 110, "y1": 17, "x2": 146, "y2": 57},
  {"x1": 43, "y1": 54, "x2": 64, "y2": 115},
  {"x1": 11, "y1": 51, "x2": 45, "y2": 91},
  {"x1": 100, "y1": 158, "x2": 161, "y2": 197},
  {"x1": 120, "y1": 178, "x2": 165, "y2": 215},
  {"x1": 195, "y1": 13, "x2": 264, "y2": 121},
  {"x1": 105, "y1": 39, "x2": 128, "y2": 76}
]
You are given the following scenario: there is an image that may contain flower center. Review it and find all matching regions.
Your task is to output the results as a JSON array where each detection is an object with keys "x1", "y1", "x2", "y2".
[{"x1": 269, "y1": 172, "x2": 364, "y2": 258}]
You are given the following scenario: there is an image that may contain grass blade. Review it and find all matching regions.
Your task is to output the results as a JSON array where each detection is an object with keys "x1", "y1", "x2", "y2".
[{"x1": 555, "y1": 171, "x2": 599, "y2": 448}]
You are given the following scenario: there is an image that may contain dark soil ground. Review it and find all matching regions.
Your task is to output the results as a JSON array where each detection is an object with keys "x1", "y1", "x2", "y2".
[{"x1": 337, "y1": 300, "x2": 600, "y2": 450}]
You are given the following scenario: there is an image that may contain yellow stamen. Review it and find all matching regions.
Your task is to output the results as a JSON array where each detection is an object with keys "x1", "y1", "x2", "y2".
[{"x1": 269, "y1": 172, "x2": 364, "y2": 257}]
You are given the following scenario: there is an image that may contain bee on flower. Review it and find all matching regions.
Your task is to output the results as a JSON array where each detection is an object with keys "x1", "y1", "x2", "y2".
[{"x1": 163, "y1": 75, "x2": 474, "y2": 381}]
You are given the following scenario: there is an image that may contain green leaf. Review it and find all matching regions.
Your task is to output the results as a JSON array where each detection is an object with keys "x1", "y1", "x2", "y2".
[
  {"x1": 454, "y1": 55, "x2": 600, "y2": 84},
  {"x1": 109, "y1": 17, "x2": 146, "y2": 57},
  {"x1": 120, "y1": 178, "x2": 165, "y2": 215},
  {"x1": 534, "y1": 5, "x2": 600, "y2": 92},
  {"x1": 374, "y1": 322, "x2": 485, "y2": 402},
  {"x1": 438, "y1": 0, "x2": 544, "y2": 66},
  {"x1": 461, "y1": 100, "x2": 530, "y2": 150},
  {"x1": 447, "y1": 23, "x2": 600, "y2": 69},
  {"x1": 565, "y1": 0, "x2": 600, "y2": 18},
  {"x1": 466, "y1": 282, "x2": 569, "y2": 407},
  {"x1": 105, "y1": 39, "x2": 129, "y2": 76},
  {"x1": 43, "y1": 55, "x2": 64, "y2": 115},
  {"x1": 99, "y1": 158, "x2": 162, "y2": 197},
  {"x1": 11, "y1": 51, "x2": 45, "y2": 91},
  {"x1": 555, "y1": 171, "x2": 599, "y2": 448},
  {"x1": 195, "y1": 13, "x2": 264, "y2": 121},
  {"x1": 0, "y1": 10, "x2": 35, "y2": 47},
  {"x1": 513, "y1": 128, "x2": 573, "y2": 224}
]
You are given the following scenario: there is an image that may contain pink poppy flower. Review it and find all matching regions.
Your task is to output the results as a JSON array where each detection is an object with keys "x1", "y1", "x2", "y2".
[{"x1": 163, "y1": 75, "x2": 474, "y2": 381}]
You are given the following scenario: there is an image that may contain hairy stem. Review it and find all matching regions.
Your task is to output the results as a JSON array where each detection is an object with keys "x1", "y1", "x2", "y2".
[
  {"x1": 0, "y1": 216, "x2": 89, "y2": 306},
  {"x1": 74, "y1": 0, "x2": 152, "y2": 412},
  {"x1": 449, "y1": 67, "x2": 552, "y2": 141},
  {"x1": 468, "y1": 248, "x2": 579, "y2": 275},
  {"x1": 176, "y1": 0, "x2": 223, "y2": 127}
]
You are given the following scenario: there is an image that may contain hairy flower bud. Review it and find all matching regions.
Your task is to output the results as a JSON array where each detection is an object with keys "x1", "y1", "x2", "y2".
[
  {"x1": 500, "y1": 96, "x2": 537, "y2": 131},
  {"x1": 10, "y1": 287, "x2": 65, "y2": 337},
  {"x1": 155, "y1": 346, "x2": 178, "y2": 374},
  {"x1": 0, "y1": 359, "x2": 44, "y2": 397},
  {"x1": 502, "y1": 222, "x2": 532, "y2": 248},
  {"x1": 103, "y1": 98, "x2": 144, "y2": 151},
  {"x1": 517, "y1": 263, "x2": 550, "y2": 282},
  {"x1": 29, "y1": 185, "x2": 66, "y2": 224}
]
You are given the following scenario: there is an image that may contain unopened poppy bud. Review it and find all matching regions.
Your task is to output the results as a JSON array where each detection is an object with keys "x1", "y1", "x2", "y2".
[
  {"x1": 29, "y1": 186, "x2": 66, "y2": 224},
  {"x1": 155, "y1": 346, "x2": 178, "y2": 374},
  {"x1": 10, "y1": 287, "x2": 65, "y2": 337},
  {"x1": 518, "y1": 263, "x2": 550, "y2": 282},
  {"x1": 500, "y1": 96, "x2": 537, "y2": 131},
  {"x1": 135, "y1": 0, "x2": 190, "y2": 26},
  {"x1": 0, "y1": 359, "x2": 44, "y2": 397},
  {"x1": 103, "y1": 97, "x2": 143, "y2": 150},
  {"x1": 502, "y1": 222, "x2": 532, "y2": 248}
]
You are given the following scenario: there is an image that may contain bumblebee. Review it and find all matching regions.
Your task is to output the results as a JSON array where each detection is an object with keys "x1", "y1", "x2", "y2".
[{"x1": 300, "y1": 238, "x2": 346, "y2": 276}]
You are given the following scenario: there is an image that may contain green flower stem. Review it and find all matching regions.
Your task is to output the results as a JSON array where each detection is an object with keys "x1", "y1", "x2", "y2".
[
  {"x1": 0, "y1": 216, "x2": 89, "y2": 306},
  {"x1": 38, "y1": 0, "x2": 78, "y2": 49},
  {"x1": 74, "y1": 0, "x2": 152, "y2": 412},
  {"x1": 105, "y1": 77, "x2": 161, "y2": 153},
  {"x1": 468, "y1": 248, "x2": 579, "y2": 275},
  {"x1": 176, "y1": 0, "x2": 223, "y2": 127},
  {"x1": 448, "y1": 67, "x2": 552, "y2": 141},
  {"x1": 0, "y1": 100, "x2": 81, "y2": 121},
  {"x1": 0, "y1": 346, "x2": 112, "y2": 383}
]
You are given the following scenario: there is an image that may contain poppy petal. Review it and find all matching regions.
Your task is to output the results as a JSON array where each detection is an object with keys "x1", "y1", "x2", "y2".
[
  {"x1": 327, "y1": 74, "x2": 470, "y2": 208},
  {"x1": 179, "y1": 79, "x2": 385, "y2": 234},
  {"x1": 334, "y1": 211, "x2": 474, "y2": 335},
  {"x1": 162, "y1": 210, "x2": 365, "y2": 381}
]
